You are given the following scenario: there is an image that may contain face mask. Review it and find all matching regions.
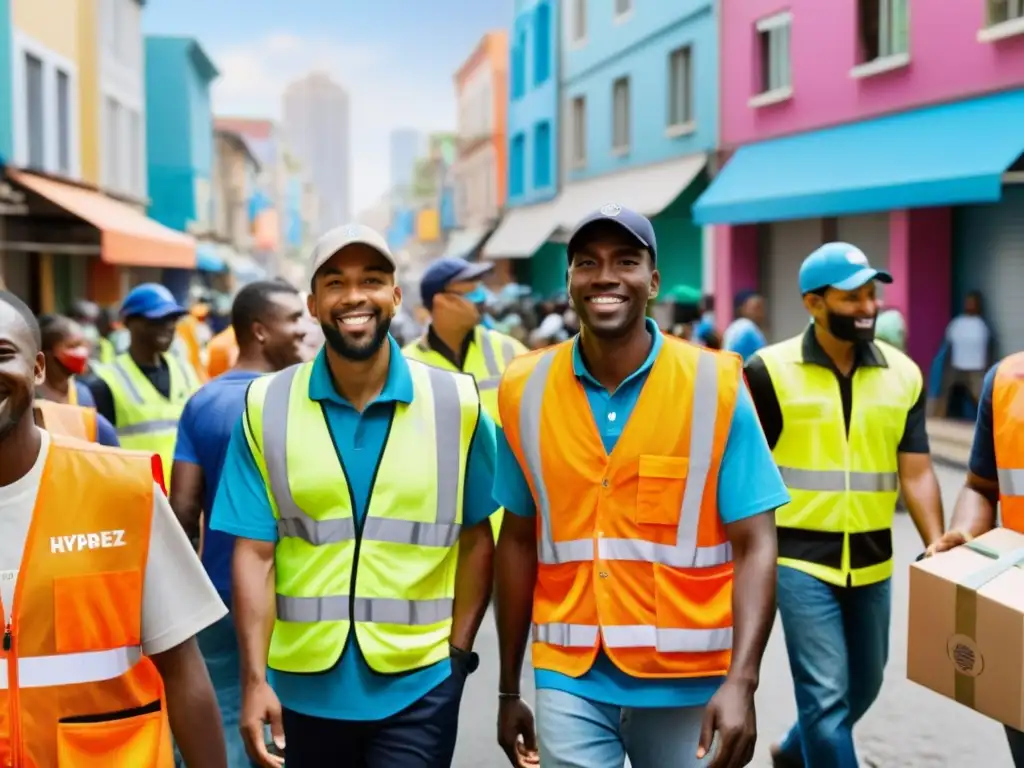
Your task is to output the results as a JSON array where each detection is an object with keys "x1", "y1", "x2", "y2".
[
  {"x1": 827, "y1": 310, "x2": 876, "y2": 343},
  {"x1": 80, "y1": 324, "x2": 100, "y2": 343},
  {"x1": 55, "y1": 348, "x2": 90, "y2": 376},
  {"x1": 463, "y1": 286, "x2": 488, "y2": 305}
]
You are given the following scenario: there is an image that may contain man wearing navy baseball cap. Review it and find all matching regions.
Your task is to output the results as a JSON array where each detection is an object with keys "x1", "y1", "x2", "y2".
[
  {"x1": 494, "y1": 205, "x2": 785, "y2": 768},
  {"x1": 744, "y1": 242, "x2": 944, "y2": 767},
  {"x1": 85, "y1": 283, "x2": 202, "y2": 481}
]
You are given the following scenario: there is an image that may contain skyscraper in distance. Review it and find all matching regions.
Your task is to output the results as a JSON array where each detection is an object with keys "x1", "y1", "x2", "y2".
[
  {"x1": 282, "y1": 72, "x2": 351, "y2": 230},
  {"x1": 389, "y1": 129, "x2": 426, "y2": 191}
]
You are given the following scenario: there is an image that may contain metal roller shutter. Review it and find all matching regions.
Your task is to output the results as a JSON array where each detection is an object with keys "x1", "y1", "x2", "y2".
[
  {"x1": 837, "y1": 213, "x2": 890, "y2": 300},
  {"x1": 954, "y1": 186, "x2": 1024, "y2": 357},
  {"x1": 762, "y1": 219, "x2": 822, "y2": 342}
]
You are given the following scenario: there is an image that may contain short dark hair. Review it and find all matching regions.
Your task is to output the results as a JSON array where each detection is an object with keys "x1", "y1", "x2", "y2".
[
  {"x1": 37, "y1": 313, "x2": 77, "y2": 352},
  {"x1": 0, "y1": 290, "x2": 42, "y2": 352},
  {"x1": 231, "y1": 281, "x2": 300, "y2": 345}
]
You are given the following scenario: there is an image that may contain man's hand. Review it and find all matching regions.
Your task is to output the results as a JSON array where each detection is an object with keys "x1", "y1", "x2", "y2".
[
  {"x1": 497, "y1": 696, "x2": 540, "y2": 767},
  {"x1": 925, "y1": 529, "x2": 973, "y2": 557},
  {"x1": 698, "y1": 679, "x2": 757, "y2": 768},
  {"x1": 240, "y1": 680, "x2": 285, "y2": 768}
]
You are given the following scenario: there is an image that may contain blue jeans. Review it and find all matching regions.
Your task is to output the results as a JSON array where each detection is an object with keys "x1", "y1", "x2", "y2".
[
  {"x1": 775, "y1": 567, "x2": 890, "y2": 768},
  {"x1": 535, "y1": 688, "x2": 714, "y2": 768},
  {"x1": 1008, "y1": 726, "x2": 1024, "y2": 766}
]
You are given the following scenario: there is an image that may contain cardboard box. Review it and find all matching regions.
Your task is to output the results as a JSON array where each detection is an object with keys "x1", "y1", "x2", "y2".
[{"x1": 908, "y1": 528, "x2": 1024, "y2": 729}]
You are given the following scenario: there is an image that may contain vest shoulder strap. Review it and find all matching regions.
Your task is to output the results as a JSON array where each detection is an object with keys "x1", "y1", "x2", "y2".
[{"x1": 757, "y1": 335, "x2": 804, "y2": 366}]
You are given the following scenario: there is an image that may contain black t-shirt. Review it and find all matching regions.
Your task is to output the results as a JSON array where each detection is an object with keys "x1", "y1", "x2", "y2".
[
  {"x1": 83, "y1": 357, "x2": 172, "y2": 426},
  {"x1": 743, "y1": 328, "x2": 929, "y2": 454}
]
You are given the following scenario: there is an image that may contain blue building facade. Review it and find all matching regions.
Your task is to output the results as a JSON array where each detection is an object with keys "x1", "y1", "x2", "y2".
[
  {"x1": 0, "y1": 0, "x2": 12, "y2": 164},
  {"x1": 144, "y1": 36, "x2": 218, "y2": 235}
]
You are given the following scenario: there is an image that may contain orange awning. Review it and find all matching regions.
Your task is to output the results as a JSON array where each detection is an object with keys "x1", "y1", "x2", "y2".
[{"x1": 8, "y1": 170, "x2": 197, "y2": 269}]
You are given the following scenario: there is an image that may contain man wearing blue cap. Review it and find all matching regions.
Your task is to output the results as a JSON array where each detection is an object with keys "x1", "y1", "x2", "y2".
[
  {"x1": 85, "y1": 283, "x2": 202, "y2": 483},
  {"x1": 494, "y1": 206, "x2": 787, "y2": 768},
  {"x1": 403, "y1": 257, "x2": 527, "y2": 539},
  {"x1": 744, "y1": 242, "x2": 944, "y2": 767}
]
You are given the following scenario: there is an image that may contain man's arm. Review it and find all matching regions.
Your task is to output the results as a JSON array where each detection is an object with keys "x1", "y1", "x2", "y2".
[
  {"x1": 170, "y1": 408, "x2": 205, "y2": 546},
  {"x1": 742, "y1": 355, "x2": 783, "y2": 450},
  {"x1": 450, "y1": 411, "x2": 499, "y2": 651},
  {"x1": 950, "y1": 365, "x2": 1000, "y2": 538},
  {"x1": 897, "y1": 387, "x2": 944, "y2": 547},
  {"x1": 142, "y1": 488, "x2": 229, "y2": 768},
  {"x1": 233, "y1": 538, "x2": 277, "y2": 688}
]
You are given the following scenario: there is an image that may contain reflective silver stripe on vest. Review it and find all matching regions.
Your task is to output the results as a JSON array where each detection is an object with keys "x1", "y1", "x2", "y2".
[
  {"x1": 0, "y1": 645, "x2": 142, "y2": 689},
  {"x1": 517, "y1": 349, "x2": 730, "y2": 567},
  {"x1": 277, "y1": 595, "x2": 453, "y2": 625},
  {"x1": 778, "y1": 467, "x2": 898, "y2": 493},
  {"x1": 999, "y1": 468, "x2": 1024, "y2": 496},
  {"x1": 117, "y1": 418, "x2": 180, "y2": 437},
  {"x1": 500, "y1": 338, "x2": 516, "y2": 367},
  {"x1": 261, "y1": 364, "x2": 465, "y2": 546},
  {"x1": 478, "y1": 378, "x2": 500, "y2": 391},
  {"x1": 479, "y1": 331, "x2": 502, "y2": 378},
  {"x1": 533, "y1": 622, "x2": 732, "y2": 652},
  {"x1": 110, "y1": 360, "x2": 145, "y2": 403}
]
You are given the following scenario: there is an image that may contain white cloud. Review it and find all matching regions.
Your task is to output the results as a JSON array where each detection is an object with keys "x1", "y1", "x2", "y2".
[{"x1": 209, "y1": 34, "x2": 458, "y2": 217}]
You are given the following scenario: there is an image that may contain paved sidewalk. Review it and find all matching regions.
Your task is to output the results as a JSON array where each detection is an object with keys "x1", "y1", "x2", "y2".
[{"x1": 927, "y1": 418, "x2": 973, "y2": 468}]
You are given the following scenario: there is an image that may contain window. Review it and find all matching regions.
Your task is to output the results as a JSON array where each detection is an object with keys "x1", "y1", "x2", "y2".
[
  {"x1": 668, "y1": 46, "x2": 693, "y2": 128},
  {"x1": 56, "y1": 70, "x2": 71, "y2": 174},
  {"x1": 612, "y1": 77, "x2": 630, "y2": 152},
  {"x1": 534, "y1": 121, "x2": 552, "y2": 188},
  {"x1": 571, "y1": 96, "x2": 586, "y2": 166},
  {"x1": 534, "y1": 2, "x2": 551, "y2": 86},
  {"x1": 988, "y1": 0, "x2": 1024, "y2": 25},
  {"x1": 572, "y1": 0, "x2": 587, "y2": 42},
  {"x1": 756, "y1": 13, "x2": 792, "y2": 94},
  {"x1": 512, "y1": 32, "x2": 526, "y2": 99},
  {"x1": 615, "y1": 0, "x2": 632, "y2": 17},
  {"x1": 858, "y1": 0, "x2": 908, "y2": 62},
  {"x1": 105, "y1": 97, "x2": 121, "y2": 189},
  {"x1": 510, "y1": 133, "x2": 526, "y2": 197},
  {"x1": 25, "y1": 54, "x2": 45, "y2": 169}
]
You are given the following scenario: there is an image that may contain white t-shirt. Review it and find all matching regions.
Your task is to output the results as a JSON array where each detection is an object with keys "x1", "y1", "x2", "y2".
[
  {"x1": 946, "y1": 315, "x2": 989, "y2": 372},
  {"x1": 0, "y1": 430, "x2": 228, "y2": 656}
]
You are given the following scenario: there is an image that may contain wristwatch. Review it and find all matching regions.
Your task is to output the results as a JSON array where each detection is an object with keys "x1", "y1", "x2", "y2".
[{"x1": 449, "y1": 644, "x2": 480, "y2": 674}]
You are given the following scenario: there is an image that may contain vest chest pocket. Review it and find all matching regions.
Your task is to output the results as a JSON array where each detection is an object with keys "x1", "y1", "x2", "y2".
[
  {"x1": 53, "y1": 570, "x2": 143, "y2": 654},
  {"x1": 58, "y1": 700, "x2": 167, "y2": 768},
  {"x1": 636, "y1": 456, "x2": 689, "y2": 526}
]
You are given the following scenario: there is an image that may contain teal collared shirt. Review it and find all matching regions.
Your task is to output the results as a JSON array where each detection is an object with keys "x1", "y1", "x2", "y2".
[
  {"x1": 211, "y1": 336, "x2": 499, "y2": 720},
  {"x1": 493, "y1": 319, "x2": 790, "y2": 708}
]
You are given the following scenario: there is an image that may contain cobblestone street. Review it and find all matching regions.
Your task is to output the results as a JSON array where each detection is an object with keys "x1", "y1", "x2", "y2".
[{"x1": 454, "y1": 462, "x2": 1014, "y2": 767}]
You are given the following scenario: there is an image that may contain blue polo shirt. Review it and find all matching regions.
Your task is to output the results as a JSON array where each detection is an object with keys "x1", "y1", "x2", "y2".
[
  {"x1": 493, "y1": 319, "x2": 790, "y2": 708},
  {"x1": 210, "y1": 337, "x2": 499, "y2": 721}
]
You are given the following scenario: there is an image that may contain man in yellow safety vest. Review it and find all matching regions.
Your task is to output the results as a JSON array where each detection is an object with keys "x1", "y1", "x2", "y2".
[
  {"x1": 85, "y1": 283, "x2": 202, "y2": 482},
  {"x1": 212, "y1": 225, "x2": 499, "y2": 768},
  {"x1": 403, "y1": 257, "x2": 526, "y2": 539}
]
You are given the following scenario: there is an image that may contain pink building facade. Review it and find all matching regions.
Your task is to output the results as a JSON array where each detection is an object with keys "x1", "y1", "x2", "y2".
[{"x1": 695, "y1": 0, "x2": 1024, "y2": 372}]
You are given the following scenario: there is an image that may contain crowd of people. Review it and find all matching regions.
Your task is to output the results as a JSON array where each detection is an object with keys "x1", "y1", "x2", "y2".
[{"x1": 0, "y1": 204, "x2": 1023, "y2": 768}]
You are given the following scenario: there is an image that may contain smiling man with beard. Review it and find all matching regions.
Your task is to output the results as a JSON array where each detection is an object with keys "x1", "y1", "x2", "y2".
[
  {"x1": 493, "y1": 206, "x2": 786, "y2": 768},
  {"x1": 85, "y1": 283, "x2": 203, "y2": 484},
  {"x1": 743, "y1": 242, "x2": 944, "y2": 768},
  {"x1": 211, "y1": 225, "x2": 499, "y2": 768}
]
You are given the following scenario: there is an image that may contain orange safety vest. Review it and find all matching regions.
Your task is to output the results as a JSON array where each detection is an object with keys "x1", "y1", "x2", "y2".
[
  {"x1": 205, "y1": 327, "x2": 238, "y2": 379},
  {"x1": 993, "y1": 351, "x2": 1024, "y2": 533},
  {"x1": 176, "y1": 316, "x2": 209, "y2": 383},
  {"x1": 0, "y1": 436, "x2": 174, "y2": 768},
  {"x1": 498, "y1": 337, "x2": 740, "y2": 679},
  {"x1": 33, "y1": 400, "x2": 97, "y2": 443}
]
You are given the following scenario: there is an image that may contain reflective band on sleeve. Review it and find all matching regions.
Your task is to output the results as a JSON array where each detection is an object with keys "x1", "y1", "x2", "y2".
[
  {"x1": 117, "y1": 419, "x2": 180, "y2": 437},
  {"x1": 517, "y1": 349, "x2": 726, "y2": 568},
  {"x1": 999, "y1": 468, "x2": 1024, "y2": 496},
  {"x1": 479, "y1": 332, "x2": 502, "y2": 378},
  {"x1": 533, "y1": 622, "x2": 733, "y2": 652},
  {"x1": 110, "y1": 360, "x2": 145, "y2": 403},
  {"x1": 277, "y1": 595, "x2": 453, "y2": 626},
  {"x1": 0, "y1": 645, "x2": 142, "y2": 690},
  {"x1": 261, "y1": 363, "x2": 465, "y2": 546},
  {"x1": 778, "y1": 467, "x2": 898, "y2": 493}
]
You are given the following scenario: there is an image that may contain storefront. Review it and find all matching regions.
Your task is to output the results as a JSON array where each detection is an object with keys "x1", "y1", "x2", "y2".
[{"x1": 695, "y1": 88, "x2": 1024, "y2": 368}]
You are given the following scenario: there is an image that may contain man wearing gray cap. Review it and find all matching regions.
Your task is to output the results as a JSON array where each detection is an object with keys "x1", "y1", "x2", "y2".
[{"x1": 211, "y1": 224, "x2": 500, "y2": 767}]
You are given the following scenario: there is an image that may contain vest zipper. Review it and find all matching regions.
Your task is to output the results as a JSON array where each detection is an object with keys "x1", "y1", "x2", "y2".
[{"x1": 3, "y1": 617, "x2": 21, "y2": 767}]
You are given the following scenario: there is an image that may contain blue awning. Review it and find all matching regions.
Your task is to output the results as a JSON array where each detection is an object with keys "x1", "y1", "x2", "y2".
[
  {"x1": 441, "y1": 227, "x2": 491, "y2": 260},
  {"x1": 693, "y1": 88, "x2": 1024, "y2": 225},
  {"x1": 196, "y1": 243, "x2": 227, "y2": 272}
]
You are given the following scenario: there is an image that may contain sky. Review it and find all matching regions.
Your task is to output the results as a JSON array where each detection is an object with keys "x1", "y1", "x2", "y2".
[{"x1": 142, "y1": 0, "x2": 512, "y2": 217}]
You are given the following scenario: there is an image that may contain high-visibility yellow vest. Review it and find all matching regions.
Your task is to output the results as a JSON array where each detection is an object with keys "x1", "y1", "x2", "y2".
[
  {"x1": 757, "y1": 335, "x2": 922, "y2": 587},
  {"x1": 96, "y1": 337, "x2": 116, "y2": 365},
  {"x1": 92, "y1": 352, "x2": 200, "y2": 482},
  {"x1": 403, "y1": 325, "x2": 524, "y2": 541},
  {"x1": 244, "y1": 358, "x2": 481, "y2": 675}
]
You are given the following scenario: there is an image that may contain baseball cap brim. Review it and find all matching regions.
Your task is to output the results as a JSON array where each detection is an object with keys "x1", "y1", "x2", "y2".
[
  {"x1": 567, "y1": 218, "x2": 651, "y2": 260},
  {"x1": 830, "y1": 267, "x2": 894, "y2": 291},
  {"x1": 451, "y1": 262, "x2": 494, "y2": 283}
]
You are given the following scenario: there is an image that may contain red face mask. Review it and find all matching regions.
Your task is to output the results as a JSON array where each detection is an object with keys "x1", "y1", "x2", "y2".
[{"x1": 55, "y1": 347, "x2": 90, "y2": 376}]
